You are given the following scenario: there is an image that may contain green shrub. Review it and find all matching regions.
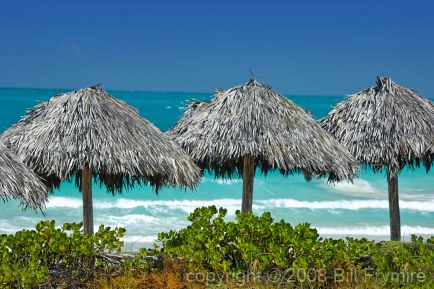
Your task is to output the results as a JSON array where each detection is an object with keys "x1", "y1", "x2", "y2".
[
  {"x1": 156, "y1": 206, "x2": 434, "y2": 288},
  {"x1": 0, "y1": 220, "x2": 125, "y2": 288},
  {"x1": 1, "y1": 208, "x2": 432, "y2": 288}
]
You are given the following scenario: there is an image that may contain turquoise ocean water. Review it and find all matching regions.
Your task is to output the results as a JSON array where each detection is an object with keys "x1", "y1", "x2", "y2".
[{"x1": 1, "y1": 87, "x2": 433, "y2": 250}]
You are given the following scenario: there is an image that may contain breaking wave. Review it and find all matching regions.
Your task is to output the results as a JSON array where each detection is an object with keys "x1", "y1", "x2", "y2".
[{"x1": 46, "y1": 197, "x2": 434, "y2": 212}]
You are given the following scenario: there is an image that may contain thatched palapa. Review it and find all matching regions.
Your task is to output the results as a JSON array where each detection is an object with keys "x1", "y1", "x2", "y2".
[
  {"x1": 1, "y1": 85, "x2": 201, "y2": 234},
  {"x1": 0, "y1": 142, "x2": 47, "y2": 210},
  {"x1": 168, "y1": 79, "x2": 359, "y2": 213},
  {"x1": 321, "y1": 76, "x2": 434, "y2": 241}
]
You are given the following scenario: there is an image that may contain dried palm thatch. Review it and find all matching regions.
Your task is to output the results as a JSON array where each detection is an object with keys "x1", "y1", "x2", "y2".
[
  {"x1": 168, "y1": 79, "x2": 359, "y2": 213},
  {"x1": 321, "y1": 76, "x2": 434, "y2": 241},
  {"x1": 0, "y1": 142, "x2": 47, "y2": 210},
  {"x1": 1, "y1": 85, "x2": 201, "y2": 234}
]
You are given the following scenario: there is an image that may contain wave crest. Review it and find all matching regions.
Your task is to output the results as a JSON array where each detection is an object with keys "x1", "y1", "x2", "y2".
[{"x1": 46, "y1": 197, "x2": 434, "y2": 212}]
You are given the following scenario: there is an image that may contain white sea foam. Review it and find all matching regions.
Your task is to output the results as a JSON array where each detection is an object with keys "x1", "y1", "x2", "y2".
[
  {"x1": 0, "y1": 220, "x2": 30, "y2": 234},
  {"x1": 316, "y1": 225, "x2": 434, "y2": 236},
  {"x1": 202, "y1": 177, "x2": 242, "y2": 185},
  {"x1": 45, "y1": 197, "x2": 434, "y2": 212},
  {"x1": 96, "y1": 214, "x2": 159, "y2": 225},
  {"x1": 123, "y1": 235, "x2": 159, "y2": 244},
  {"x1": 46, "y1": 196, "x2": 82, "y2": 208},
  {"x1": 257, "y1": 198, "x2": 434, "y2": 212},
  {"x1": 332, "y1": 179, "x2": 381, "y2": 194},
  {"x1": 45, "y1": 197, "x2": 243, "y2": 214},
  {"x1": 92, "y1": 198, "x2": 252, "y2": 214},
  {"x1": 400, "y1": 193, "x2": 434, "y2": 201},
  {"x1": 323, "y1": 179, "x2": 385, "y2": 199},
  {"x1": 325, "y1": 178, "x2": 434, "y2": 201},
  {"x1": 213, "y1": 179, "x2": 242, "y2": 185}
]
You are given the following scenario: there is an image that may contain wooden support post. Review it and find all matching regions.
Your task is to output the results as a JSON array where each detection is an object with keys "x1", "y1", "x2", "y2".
[
  {"x1": 82, "y1": 163, "x2": 94, "y2": 235},
  {"x1": 242, "y1": 154, "x2": 255, "y2": 214},
  {"x1": 387, "y1": 168, "x2": 400, "y2": 241}
]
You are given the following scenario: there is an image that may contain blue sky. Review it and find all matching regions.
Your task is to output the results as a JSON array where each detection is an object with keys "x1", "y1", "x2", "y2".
[{"x1": 1, "y1": 0, "x2": 433, "y2": 96}]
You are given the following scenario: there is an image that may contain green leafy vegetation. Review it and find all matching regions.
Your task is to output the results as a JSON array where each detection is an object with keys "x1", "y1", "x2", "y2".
[
  {"x1": 0, "y1": 208, "x2": 433, "y2": 288},
  {"x1": 0, "y1": 220, "x2": 125, "y2": 288},
  {"x1": 156, "y1": 206, "x2": 434, "y2": 288}
]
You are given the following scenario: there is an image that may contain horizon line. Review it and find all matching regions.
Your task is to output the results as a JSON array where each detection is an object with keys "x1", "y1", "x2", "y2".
[{"x1": 0, "y1": 86, "x2": 346, "y2": 98}]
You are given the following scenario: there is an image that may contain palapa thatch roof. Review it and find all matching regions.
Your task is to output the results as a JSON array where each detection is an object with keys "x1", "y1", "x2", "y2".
[
  {"x1": 0, "y1": 142, "x2": 47, "y2": 210},
  {"x1": 168, "y1": 79, "x2": 359, "y2": 181},
  {"x1": 1, "y1": 85, "x2": 201, "y2": 193},
  {"x1": 320, "y1": 77, "x2": 434, "y2": 172}
]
